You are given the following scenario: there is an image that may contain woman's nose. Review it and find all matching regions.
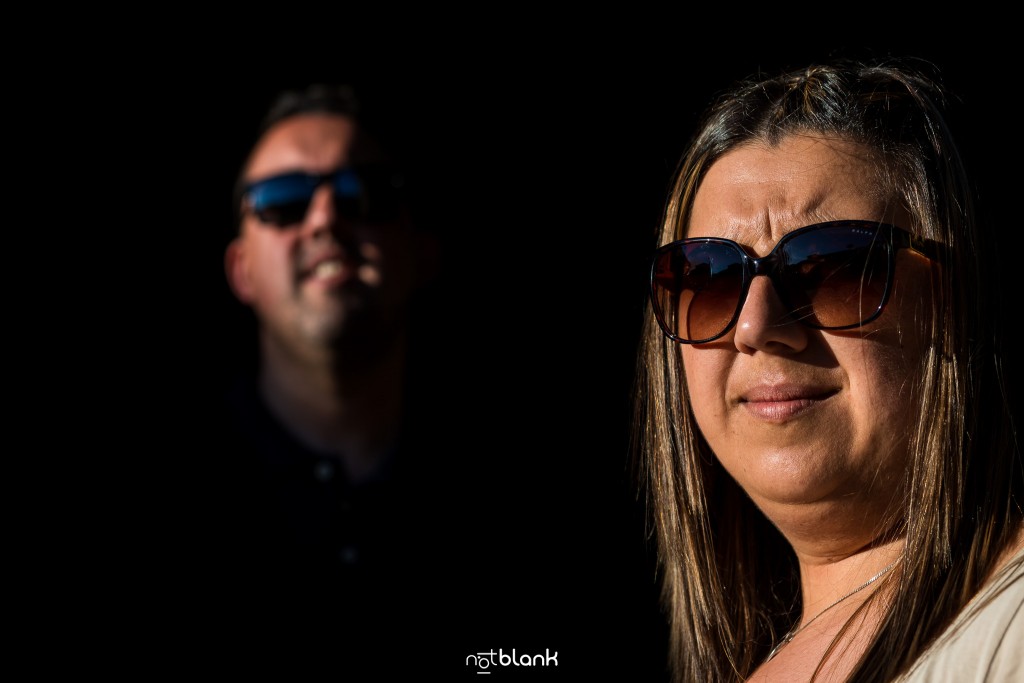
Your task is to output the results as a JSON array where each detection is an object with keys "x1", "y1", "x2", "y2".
[{"x1": 731, "y1": 276, "x2": 809, "y2": 354}]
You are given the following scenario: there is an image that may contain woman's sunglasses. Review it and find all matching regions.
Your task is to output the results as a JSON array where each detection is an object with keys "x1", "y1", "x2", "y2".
[
  {"x1": 241, "y1": 165, "x2": 406, "y2": 228},
  {"x1": 650, "y1": 220, "x2": 934, "y2": 344}
]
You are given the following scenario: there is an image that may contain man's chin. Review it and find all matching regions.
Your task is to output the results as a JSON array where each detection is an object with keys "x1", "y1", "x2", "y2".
[
  {"x1": 298, "y1": 310, "x2": 359, "y2": 344},
  {"x1": 299, "y1": 306, "x2": 400, "y2": 348}
]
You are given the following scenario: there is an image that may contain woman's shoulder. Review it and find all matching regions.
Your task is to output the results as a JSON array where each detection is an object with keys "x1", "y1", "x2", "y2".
[{"x1": 898, "y1": 542, "x2": 1024, "y2": 682}]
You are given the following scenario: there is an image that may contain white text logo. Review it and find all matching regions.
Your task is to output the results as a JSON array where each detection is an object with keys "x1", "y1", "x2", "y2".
[{"x1": 465, "y1": 649, "x2": 559, "y2": 674}]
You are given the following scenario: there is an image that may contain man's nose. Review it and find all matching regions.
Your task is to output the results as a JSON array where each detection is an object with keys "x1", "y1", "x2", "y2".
[
  {"x1": 302, "y1": 184, "x2": 353, "y2": 240},
  {"x1": 731, "y1": 276, "x2": 809, "y2": 354}
]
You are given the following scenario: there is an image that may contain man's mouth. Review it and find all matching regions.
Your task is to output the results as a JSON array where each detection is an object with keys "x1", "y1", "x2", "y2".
[
  {"x1": 310, "y1": 259, "x2": 347, "y2": 280},
  {"x1": 300, "y1": 254, "x2": 357, "y2": 284}
]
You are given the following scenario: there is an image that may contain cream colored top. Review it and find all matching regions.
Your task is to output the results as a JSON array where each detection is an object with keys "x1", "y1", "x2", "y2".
[{"x1": 898, "y1": 550, "x2": 1023, "y2": 682}]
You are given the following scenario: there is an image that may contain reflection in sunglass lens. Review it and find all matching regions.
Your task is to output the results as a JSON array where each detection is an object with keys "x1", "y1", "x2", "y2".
[
  {"x1": 652, "y1": 242, "x2": 746, "y2": 342},
  {"x1": 254, "y1": 201, "x2": 310, "y2": 227},
  {"x1": 246, "y1": 173, "x2": 320, "y2": 227},
  {"x1": 777, "y1": 227, "x2": 889, "y2": 328},
  {"x1": 245, "y1": 167, "x2": 404, "y2": 228},
  {"x1": 650, "y1": 222, "x2": 898, "y2": 343}
]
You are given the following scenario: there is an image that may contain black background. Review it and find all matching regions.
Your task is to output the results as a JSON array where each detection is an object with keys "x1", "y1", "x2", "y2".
[{"x1": 88, "y1": 27, "x2": 1021, "y2": 681}]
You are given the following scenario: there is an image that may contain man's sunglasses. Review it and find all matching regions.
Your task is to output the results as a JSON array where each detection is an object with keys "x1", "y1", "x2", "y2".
[
  {"x1": 241, "y1": 165, "x2": 406, "y2": 228},
  {"x1": 650, "y1": 220, "x2": 934, "y2": 344}
]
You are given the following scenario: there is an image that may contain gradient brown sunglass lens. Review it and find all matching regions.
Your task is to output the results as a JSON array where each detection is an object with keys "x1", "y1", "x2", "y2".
[
  {"x1": 652, "y1": 241, "x2": 746, "y2": 342},
  {"x1": 775, "y1": 225, "x2": 890, "y2": 329},
  {"x1": 651, "y1": 223, "x2": 896, "y2": 343}
]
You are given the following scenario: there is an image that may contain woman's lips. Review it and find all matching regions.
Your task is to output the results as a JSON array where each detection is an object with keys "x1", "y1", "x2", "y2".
[{"x1": 738, "y1": 385, "x2": 838, "y2": 422}]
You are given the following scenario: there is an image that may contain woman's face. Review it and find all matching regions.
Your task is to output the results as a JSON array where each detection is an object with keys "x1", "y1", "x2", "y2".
[{"x1": 681, "y1": 134, "x2": 933, "y2": 553}]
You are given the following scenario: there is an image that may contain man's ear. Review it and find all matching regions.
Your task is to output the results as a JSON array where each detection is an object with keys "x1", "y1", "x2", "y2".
[{"x1": 225, "y1": 237, "x2": 255, "y2": 304}]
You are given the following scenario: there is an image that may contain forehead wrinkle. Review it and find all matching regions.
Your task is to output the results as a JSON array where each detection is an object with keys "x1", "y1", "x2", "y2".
[
  {"x1": 687, "y1": 134, "x2": 895, "y2": 252},
  {"x1": 716, "y1": 197, "x2": 835, "y2": 249},
  {"x1": 709, "y1": 183, "x2": 888, "y2": 253}
]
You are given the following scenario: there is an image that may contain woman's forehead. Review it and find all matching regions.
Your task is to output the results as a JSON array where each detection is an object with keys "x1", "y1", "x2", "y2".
[{"x1": 687, "y1": 135, "x2": 904, "y2": 245}]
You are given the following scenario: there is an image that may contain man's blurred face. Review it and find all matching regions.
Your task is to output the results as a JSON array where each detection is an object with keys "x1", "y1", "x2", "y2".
[{"x1": 226, "y1": 113, "x2": 421, "y2": 358}]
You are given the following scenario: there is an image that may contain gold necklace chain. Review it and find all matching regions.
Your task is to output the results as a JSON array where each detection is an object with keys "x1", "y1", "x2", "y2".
[{"x1": 764, "y1": 558, "x2": 901, "y2": 663}]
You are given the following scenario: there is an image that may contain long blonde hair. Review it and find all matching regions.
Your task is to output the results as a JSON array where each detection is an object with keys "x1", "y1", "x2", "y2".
[{"x1": 633, "y1": 58, "x2": 1022, "y2": 682}]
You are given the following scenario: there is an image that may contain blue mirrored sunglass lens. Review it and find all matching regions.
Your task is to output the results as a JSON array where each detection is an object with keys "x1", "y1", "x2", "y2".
[
  {"x1": 247, "y1": 170, "x2": 364, "y2": 211},
  {"x1": 247, "y1": 173, "x2": 320, "y2": 212},
  {"x1": 244, "y1": 167, "x2": 402, "y2": 227},
  {"x1": 332, "y1": 169, "x2": 364, "y2": 198}
]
